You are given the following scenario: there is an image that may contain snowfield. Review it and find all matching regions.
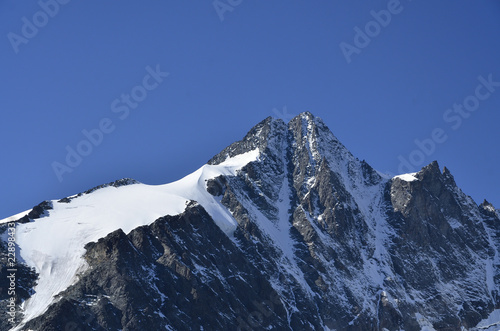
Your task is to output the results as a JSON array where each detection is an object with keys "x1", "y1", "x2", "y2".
[
  {"x1": 394, "y1": 172, "x2": 419, "y2": 182},
  {"x1": 2, "y1": 149, "x2": 259, "y2": 330}
]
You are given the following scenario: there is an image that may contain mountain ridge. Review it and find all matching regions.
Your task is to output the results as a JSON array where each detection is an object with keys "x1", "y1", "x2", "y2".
[{"x1": 1, "y1": 112, "x2": 499, "y2": 330}]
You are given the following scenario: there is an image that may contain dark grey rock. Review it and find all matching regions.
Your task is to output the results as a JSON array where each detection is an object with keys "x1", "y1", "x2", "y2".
[
  {"x1": 58, "y1": 178, "x2": 140, "y2": 203},
  {"x1": 9, "y1": 113, "x2": 500, "y2": 331},
  {"x1": 16, "y1": 200, "x2": 53, "y2": 223}
]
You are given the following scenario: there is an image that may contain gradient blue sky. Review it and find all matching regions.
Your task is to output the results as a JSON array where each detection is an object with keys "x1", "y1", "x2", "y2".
[{"x1": 1, "y1": 1, "x2": 499, "y2": 219}]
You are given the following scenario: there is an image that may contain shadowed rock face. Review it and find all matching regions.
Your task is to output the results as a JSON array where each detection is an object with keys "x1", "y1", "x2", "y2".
[
  {"x1": 22, "y1": 202, "x2": 289, "y2": 331},
  {"x1": 6, "y1": 112, "x2": 500, "y2": 330},
  {"x1": 0, "y1": 230, "x2": 38, "y2": 328}
]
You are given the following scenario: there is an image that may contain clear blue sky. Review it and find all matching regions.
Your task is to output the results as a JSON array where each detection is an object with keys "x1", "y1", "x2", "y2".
[{"x1": 1, "y1": 0, "x2": 499, "y2": 219}]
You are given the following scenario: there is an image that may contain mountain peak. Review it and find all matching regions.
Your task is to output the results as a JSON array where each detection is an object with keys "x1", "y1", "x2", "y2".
[
  {"x1": 296, "y1": 110, "x2": 315, "y2": 121},
  {"x1": 3, "y1": 113, "x2": 500, "y2": 331},
  {"x1": 208, "y1": 112, "x2": 332, "y2": 166},
  {"x1": 480, "y1": 199, "x2": 497, "y2": 214},
  {"x1": 288, "y1": 111, "x2": 328, "y2": 130},
  {"x1": 207, "y1": 116, "x2": 281, "y2": 165}
]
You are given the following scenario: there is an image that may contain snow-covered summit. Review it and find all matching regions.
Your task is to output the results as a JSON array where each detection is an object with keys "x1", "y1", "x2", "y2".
[{"x1": 2, "y1": 112, "x2": 500, "y2": 331}]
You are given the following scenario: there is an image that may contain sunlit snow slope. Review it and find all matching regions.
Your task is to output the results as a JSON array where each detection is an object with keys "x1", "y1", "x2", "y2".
[
  {"x1": 3, "y1": 149, "x2": 259, "y2": 329},
  {"x1": 3, "y1": 113, "x2": 500, "y2": 331}
]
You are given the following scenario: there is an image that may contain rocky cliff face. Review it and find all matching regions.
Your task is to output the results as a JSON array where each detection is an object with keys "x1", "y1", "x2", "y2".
[
  {"x1": 21, "y1": 202, "x2": 290, "y2": 331},
  {"x1": 2, "y1": 112, "x2": 500, "y2": 330}
]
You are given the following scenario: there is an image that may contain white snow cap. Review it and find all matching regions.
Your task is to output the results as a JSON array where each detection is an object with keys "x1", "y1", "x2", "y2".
[{"x1": 4, "y1": 148, "x2": 260, "y2": 329}]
